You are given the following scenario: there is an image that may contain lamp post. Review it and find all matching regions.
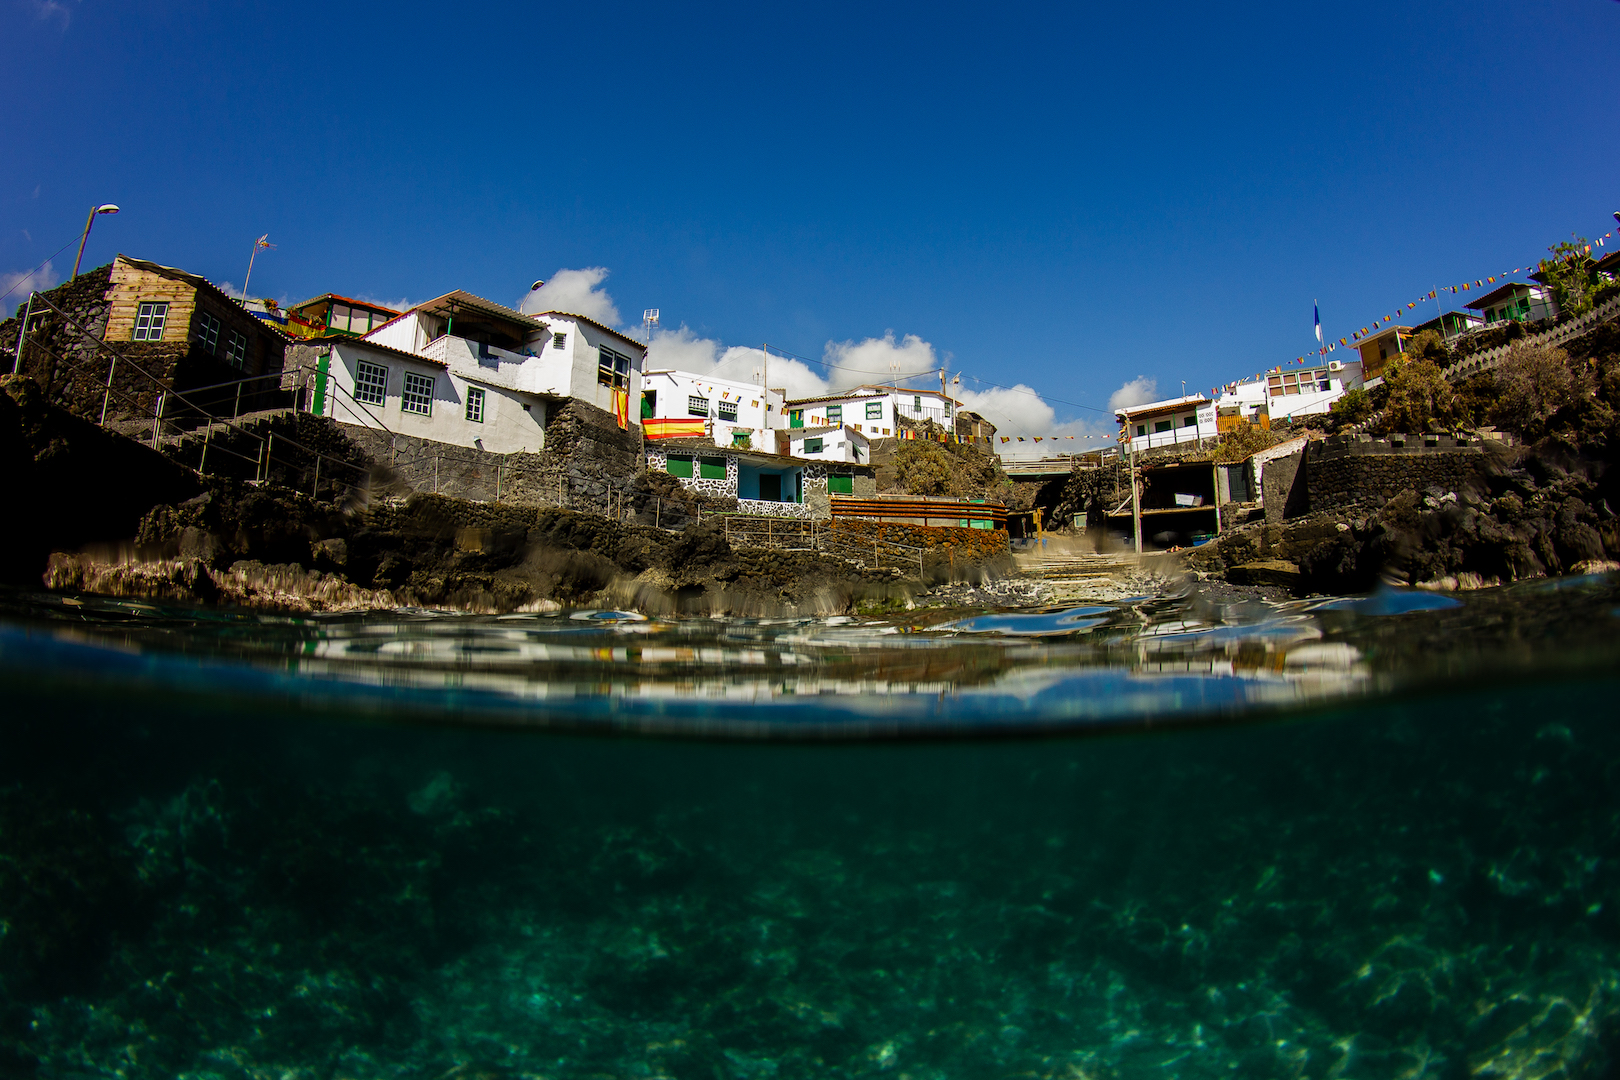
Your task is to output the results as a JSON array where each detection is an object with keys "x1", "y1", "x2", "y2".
[{"x1": 71, "y1": 204, "x2": 120, "y2": 279}]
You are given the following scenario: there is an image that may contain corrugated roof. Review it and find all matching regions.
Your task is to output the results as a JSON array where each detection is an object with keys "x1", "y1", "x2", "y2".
[
  {"x1": 1463, "y1": 282, "x2": 1541, "y2": 310},
  {"x1": 114, "y1": 255, "x2": 295, "y2": 343},
  {"x1": 289, "y1": 293, "x2": 401, "y2": 317},
  {"x1": 1114, "y1": 394, "x2": 1209, "y2": 419}
]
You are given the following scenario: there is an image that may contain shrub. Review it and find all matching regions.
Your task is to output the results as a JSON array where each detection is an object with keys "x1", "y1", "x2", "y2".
[
  {"x1": 1491, "y1": 343, "x2": 1592, "y2": 441},
  {"x1": 1538, "y1": 239, "x2": 1598, "y2": 319},
  {"x1": 1377, "y1": 358, "x2": 1464, "y2": 433},
  {"x1": 1329, "y1": 387, "x2": 1373, "y2": 427},
  {"x1": 1212, "y1": 422, "x2": 1283, "y2": 462}
]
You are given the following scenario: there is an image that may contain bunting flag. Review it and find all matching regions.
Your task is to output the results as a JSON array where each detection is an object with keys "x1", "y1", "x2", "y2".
[{"x1": 642, "y1": 417, "x2": 706, "y2": 439}]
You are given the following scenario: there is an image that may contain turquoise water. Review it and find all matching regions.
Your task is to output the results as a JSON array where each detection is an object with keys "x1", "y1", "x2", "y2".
[{"x1": 2, "y1": 579, "x2": 1620, "y2": 1078}]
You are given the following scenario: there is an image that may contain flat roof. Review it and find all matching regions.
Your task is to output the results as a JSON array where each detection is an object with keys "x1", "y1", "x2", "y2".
[
  {"x1": 531, "y1": 310, "x2": 648, "y2": 353},
  {"x1": 787, "y1": 384, "x2": 962, "y2": 408},
  {"x1": 323, "y1": 334, "x2": 447, "y2": 368}
]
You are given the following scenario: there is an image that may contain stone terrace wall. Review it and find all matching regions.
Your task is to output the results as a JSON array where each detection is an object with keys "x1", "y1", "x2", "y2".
[{"x1": 1305, "y1": 433, "x2": 1494, "y2": 514}]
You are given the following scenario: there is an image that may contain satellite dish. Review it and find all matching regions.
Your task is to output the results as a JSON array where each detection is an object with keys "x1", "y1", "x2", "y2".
[{"x1": 530, "y1": 280, "x2": 545, "y2": 291}]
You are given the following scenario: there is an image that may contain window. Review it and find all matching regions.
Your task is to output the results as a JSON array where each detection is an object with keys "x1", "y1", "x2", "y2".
[
  {"x1": 1183, "y1": 415, "x2": 1197, "y2": 427},
  {"x1": 803, "y1": 437, "x2": 824, "y2": 453},
  {"x1": 1154, "y1": 420, "x2": 1173, "y2": 433},
  {"x1": 133, "y1": 301, "x2": 168, "y2": 341},
  {"x1": 1136, "y1": 425, "x2": 1146, "y2": 436},
  {"x1": 196, "y1": 311, "x2": 220, "y2": 355},
  {"x1": 718, "y1": 400, "x2": 738, "y2": 421},
  {"x1": 688, "y1": 395, "x2": 710, "y2": 416},
  {"x1": 552, "y1": 332, "x2": 567, "y2": 350},
  {"x1": 865, "y1": 401, "x2": 883, "y2": 420},
  {"x1": 666, "y1": 455, "x2": 694, "y2": 478},
  {"x1": 597, "y1": 345, "x2": 632, "y2": 388},
  {"x1": 731, "y1": 432, "x2": 750, "y2": 447},
  {"x1": 225, "y1": 329, "x2": 248, "y2": 369},
  {"x1": 913, "y1": 396, "x2": 922, "y2": 412},
  {"x1": 465, "y1": 386, "x2": 485, "y2": 423},
  {"x1": 641, "y1": 390, "x2": 656, "y2": 418},
  {"x1": 826, "y1": 405, "x2": 842, "y2": 424},
  {"x1": 699, "y1": 456, "x2": 726, "y2": 480},
  {"x1": 402, "y1": 371, "x2": 434, "y2": 415},
  {"x1": 355, "y1": 360, "x2": 388, "y2": 405},
  {"x1": 828, "y1": 473, "x2": 854, "y2": 494}
]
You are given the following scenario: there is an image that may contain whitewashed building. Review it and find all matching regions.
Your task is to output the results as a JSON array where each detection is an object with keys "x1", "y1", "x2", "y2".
[
  {"x1": 1117, "y1": 395, "x2": 1218, "y2": 453},
  {"x1": 787, "y1": 424, "x2": 871, "y2": 464},
  {"x1": 309, "y1": 337, "x2": 548, "y2": 454},
  {"x1": 785, "y1": 385, "x2": 960, "y2": 439},
  {"x1": 1261, "y1": 359, "x2": 1362, "y2": 419},
  {"x1": 641, "y1": 369, "x2": 784, "y2": 450},
  {"x1": 362, "y1": 293, "x2": 647, "y2": 418}
]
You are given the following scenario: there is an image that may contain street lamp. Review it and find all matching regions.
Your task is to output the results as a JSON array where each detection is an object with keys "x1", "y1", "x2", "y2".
[{"x1": 72, "y1": 204, "x2": 120, "y2": 279}]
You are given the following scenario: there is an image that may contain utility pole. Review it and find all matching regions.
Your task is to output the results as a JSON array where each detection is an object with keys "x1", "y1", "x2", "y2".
[{"x1": 1130, "y1": 443, "x2": 1142, "y2": 556}]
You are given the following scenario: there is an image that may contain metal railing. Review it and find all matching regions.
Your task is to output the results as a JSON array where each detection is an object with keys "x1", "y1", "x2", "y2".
[{"x1": 12, "y1": 291, "x2": 373, "y2": 499}]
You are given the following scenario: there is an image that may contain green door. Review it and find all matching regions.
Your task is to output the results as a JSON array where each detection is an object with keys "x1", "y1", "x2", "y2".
[{"x1": 790, "y1": 409, "x2": 804, "y2": 429}]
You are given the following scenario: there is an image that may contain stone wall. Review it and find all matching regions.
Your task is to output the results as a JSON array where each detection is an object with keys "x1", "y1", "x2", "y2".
[
  {"x1": 1304, "y1": 433, "x2": 1492, "y2": 515},
  {"x1": 1, "y1": 264, "x2": 288, "y2": 426},
  {"x1": 1262, "y1": 451, "x2": 1309, "y2": 524}
]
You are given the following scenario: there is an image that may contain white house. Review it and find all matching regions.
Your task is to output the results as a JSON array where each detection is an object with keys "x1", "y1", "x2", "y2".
[
  {"x1": 785, "y1": 385, "x2": 960, "y2": 439},
  {"x1": 310, "y1": 337, "x2": 549, "y2": 454},
  {"x1": 1216, "y1": 379, "x2": 1271, "y2": 429},
  {"x1": 1117, "y1": 395, "x2": 1218, "y2": 453},
  {"x1": 1261, "y1": 359, "x2": 1362, "y2": 419},
  {"x1": 641, "y1": 369, "x2": 784, "y2": 450},
  {"x1": 787, "y1": 424, "x2": 871, "y2": 464},
  {"x1": 362, "y1": 292, "x2": 647, "y2": 422},
  {"x1": 1465, "y1": 282, "x2": 1557, "y2": 327}
]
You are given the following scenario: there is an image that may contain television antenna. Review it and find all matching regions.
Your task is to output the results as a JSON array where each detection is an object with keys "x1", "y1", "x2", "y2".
[{"x1": 642, "y1": 308, "x2": 659, "y2": 343}]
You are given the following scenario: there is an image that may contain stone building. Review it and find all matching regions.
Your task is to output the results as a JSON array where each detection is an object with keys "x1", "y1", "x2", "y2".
[
  {"x1": 1, "y1": 256, "x2": 290, "y2": 426},
  {"x1": 646, "y1": 439, "x2": 876, "y2": 518}
]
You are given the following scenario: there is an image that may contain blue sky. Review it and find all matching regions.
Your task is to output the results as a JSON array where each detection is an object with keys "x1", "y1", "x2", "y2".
[{"x1": 3, "y1": 0, "x2": 1616, "y2": 444}]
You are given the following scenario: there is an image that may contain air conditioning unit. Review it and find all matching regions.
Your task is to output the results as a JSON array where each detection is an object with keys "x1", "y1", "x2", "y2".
[{"x1": 1327, "y1": 360, "x2": 1343, "y2": 372}]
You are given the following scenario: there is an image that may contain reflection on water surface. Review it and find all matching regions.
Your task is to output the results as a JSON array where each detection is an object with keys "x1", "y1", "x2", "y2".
[{"x1": 1, "y1": 577, "x2": 1619, "y2": 1077}]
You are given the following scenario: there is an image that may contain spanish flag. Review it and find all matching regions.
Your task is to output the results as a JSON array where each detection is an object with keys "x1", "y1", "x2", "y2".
[
  {"x1": 642, "y1": 417, "x2": 707, "y2": 439},
  {"x1": 611, "y1": 388, "x2": 630, "y2": 430}
]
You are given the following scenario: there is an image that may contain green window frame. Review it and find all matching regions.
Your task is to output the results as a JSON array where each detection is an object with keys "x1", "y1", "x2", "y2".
[
  {"x1": 828, "y1": 473, "x2": 854, "y2": 494},
  {"x1": 826, "y1": 405, "x2": 842, "y2": 424},
  {"x1": 865, "y1": 401, "x2": 882, "y2": 420},
  {"x1": 666, "y1": 455, "x2": 694, "y2": 478},
  {"x1": 1183, "y1": 415, "x2": 1197, "y2": 427},
  {"x1": 803, "y1": 437, "x2": 823, "y2": 453},
  {"x1": 699, "y1": 456, "x2": 727, "y2": 480}
]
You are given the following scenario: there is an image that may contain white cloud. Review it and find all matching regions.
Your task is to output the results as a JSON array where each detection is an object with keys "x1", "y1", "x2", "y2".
[
  {"x1": 1108, "y1": 376, "x2": 1158, "y2": 412},
  {"x1": 216, "y1": 280, "x2": 245, "y2": 299},
  {"x1": 28, "y1": 0, "x2": 73, "y2": 29},
  {"x1": 519, "y1": 267, "x2": 621, "y2": 326},
  {"x1": 524, "y1": 263, "x2": 1111, "y2": 457},
  {"x1": 1, "y1": 259, "x2": 60, "y2": 307}
]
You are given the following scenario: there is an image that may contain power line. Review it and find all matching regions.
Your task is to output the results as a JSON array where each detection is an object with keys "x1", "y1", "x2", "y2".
[{"x1": 0, "y1": 231, "x2": 87, "y2": 309}]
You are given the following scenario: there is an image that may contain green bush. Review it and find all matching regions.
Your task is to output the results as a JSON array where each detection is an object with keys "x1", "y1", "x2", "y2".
[
  {"x1": 1377, "y1": 358, "x2": 1464, "y2": 434},
  {"x1": 1329, "y1": 387, "x2": 1373, "y2": 427},
  {"x1": 1490, "y1": 343, "x2": 1592, "y2": 441}
]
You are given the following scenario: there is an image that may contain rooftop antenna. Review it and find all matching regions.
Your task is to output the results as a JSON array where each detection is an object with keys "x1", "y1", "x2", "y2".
[
  {"x1": 241, "y1": 234, "x2": 274, "y2": 305},
  {"x1": 642, "y1": 308, "x2": 659, "y2": 344}
]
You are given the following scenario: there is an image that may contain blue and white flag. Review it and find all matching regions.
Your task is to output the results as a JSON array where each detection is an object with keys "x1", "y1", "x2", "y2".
[{"x1": 1314, "y1": 301, "x2": 1323, "y2": 343}]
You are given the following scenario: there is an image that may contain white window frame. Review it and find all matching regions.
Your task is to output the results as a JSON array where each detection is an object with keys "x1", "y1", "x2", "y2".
[
  {"x1": 355, "y1": 360, "x2": 388, "y2": 406},
  {"x1": 597, "y1": 345, "x2": 632, "y2": 389},
  {"x1": 465, "y1": 385, "x2": 485, "y2": 423},
  {"x1": 133, "y1": 301, "x2": 168, "y2": 341},
  {"x1": 402, "y1": 371, "x2": 434, "y2": 416}
]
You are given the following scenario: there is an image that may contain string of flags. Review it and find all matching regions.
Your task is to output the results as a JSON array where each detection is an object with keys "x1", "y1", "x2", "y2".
[{"x1": 1249, "y1": 229, "x2": 1617, "y2": 375}]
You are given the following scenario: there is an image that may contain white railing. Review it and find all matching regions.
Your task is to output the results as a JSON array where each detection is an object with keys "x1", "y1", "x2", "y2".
[
  {"x1": 1123, "y1": 424, "x2": 1217, "y2": 452},
  {"x1": 1447, "y1": 293, "x2": 1620, "y2": 381}
]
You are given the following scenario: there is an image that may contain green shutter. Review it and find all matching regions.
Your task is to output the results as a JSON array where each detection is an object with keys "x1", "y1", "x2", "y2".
[
  {"x1": 667, "y1": 455, "x2": 693, "y2": 478},
  {"x1": 828, "y1": 473, "x2": 853, "y2": 494},
  {"x1": 789, "y1": 409, "x2": 804, "y2": 429},
  {"x1": 699, "y1": 457, "x2": 727, "y2": 480}
]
